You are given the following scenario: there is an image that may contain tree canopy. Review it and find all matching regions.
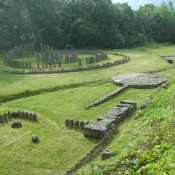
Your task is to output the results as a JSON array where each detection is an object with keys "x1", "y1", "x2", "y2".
[{"x1": 0, "y1": 0, "x2": 175, "y2": 50}]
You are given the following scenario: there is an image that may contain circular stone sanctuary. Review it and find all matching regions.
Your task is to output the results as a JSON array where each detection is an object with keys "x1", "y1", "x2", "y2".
[{"x1": 112, "y1": 73, "x2": 167, "y2": 88}]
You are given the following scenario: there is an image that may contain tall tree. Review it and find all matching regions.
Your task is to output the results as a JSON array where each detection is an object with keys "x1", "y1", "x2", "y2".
[
  {"x1": 0, "y1": 0, "x2": 175, "y2": 50},
  {"x1": 0, "y1": 0, "x2": 32, "y2": 49}
]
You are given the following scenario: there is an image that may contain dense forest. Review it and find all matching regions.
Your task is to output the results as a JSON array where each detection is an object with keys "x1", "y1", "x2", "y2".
[{"x1": 0, "y1": 0, "x2": 175, "y2": 50}]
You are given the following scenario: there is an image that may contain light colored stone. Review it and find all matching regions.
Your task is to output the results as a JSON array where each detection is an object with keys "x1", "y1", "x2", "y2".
[
  {"x1": 112, "y1": 73, "x2": 167, "y2": 88},
  {"x1": 101, "y1": 149, "x2": 114, "y2": 160}
]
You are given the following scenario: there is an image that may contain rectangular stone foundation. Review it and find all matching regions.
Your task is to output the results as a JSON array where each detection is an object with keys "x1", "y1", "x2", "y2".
[{"x1": 84, "y1": 100, "x2": 137, "y2": 139}]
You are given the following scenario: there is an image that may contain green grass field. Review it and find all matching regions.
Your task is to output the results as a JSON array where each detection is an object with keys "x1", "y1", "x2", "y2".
[{"x1": 0, "y1": 44, "x2": 175, "y2": 175}]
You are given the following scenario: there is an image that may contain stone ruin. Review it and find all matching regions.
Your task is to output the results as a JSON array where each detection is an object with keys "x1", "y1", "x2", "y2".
[
  {"x1": 112, "y1": 73, "x2": 167, "y2": 88},
  {"x1": 84, "y1": 100, "x2": 137, "y2": 139},
  {"x1": 85, "y1": 73, "x2": 167, "y2": 110},
  {"x1": 7, "y1": 53, "x2": 130, "y2": 75},
  {"x1": 18, "y1": 44, "x2": 109, "y2": 70},
  {"x1": 11, "y1": 121, "x2": 22, "y2": 128},
  {"x1": 32, "y1": 136, "x2": 39, "y2": 143},
  {"x1": 101, "y1": 149, "x2": 114, "y2": 160},
  {"x1": 162, "y1": 56, "x2": 175, "y2": 64},
  {"x1": 0, "y1": 111, "x2": 37, "y2": 124},
  {"x1": 4, "y1": 44, "x2": 34, "y2": 69},
  {"x1": 65, "y1": 119, "x2": 86, "y2": 130},
  {"x1": 65, "y1": 100, "x2": 137, "y2": 175}
]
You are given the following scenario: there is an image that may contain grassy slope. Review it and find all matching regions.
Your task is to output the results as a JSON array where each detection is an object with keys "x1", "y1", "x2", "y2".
[
  {"x1": 86, "y1": 80, "x2": 175, "y2": 175},
  {"x1": 77, "y1": 46, "x2": 175, "y2": 174},
  {"x1": 0, "y1": 44, "x2": 175, "y2": 175},
  {"x1": 0, "y1": 83, "x2": 154, "y2": 175}
]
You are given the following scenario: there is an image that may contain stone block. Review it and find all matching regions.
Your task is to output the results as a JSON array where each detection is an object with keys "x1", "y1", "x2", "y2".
[
  {"x1": 65, "y1": 119, "x2": 70, "y2": 127},
  {"x1": 7, "y1": 111, "x2": 11, "y2": 119},
  {"x1": 11, "y1": 121, "x2": 22, "y2": 128},
  {"x1": 11, "y1": 112, "x2": 18, "y2": 118},
  {"x1": 71, "y1": 166, "x2": 76, "y2": 171},
  {"x1": 74, "y1": 121, "x2": 79, "y2": 129},
  {"x1": 84, "y1": 126, "x2": 93, "y2": 137},
  {"x1": 20, "y1": 111, "x2": 25, "y2": 119},
  {"x1": 69, "y1": 119, "x2": 74, "y2": 128},
  {"x1": 117, "y1": 103, "x2": 131, "y2": 108},
  {"x1": 0, "y1": 115, "x2": 4, "y2": 123},
  {"x1": 33, "y1": 114, "x2": 37, "y2": 121},
  {"x1": 32, "y1": 135, "x2": 39, "y2": 143},
  {"x1": 75, "y1": 162, "x2": 81, "y2": 169},
  {"x1": 17, "y1": 111, "x2": 21, "y2": 118},
  {"x1": 101, "y1": 149, "x2": 114, "y2": 160},
  {"x1": 3, "y1": 113, "x2": 8, "y2": 122},
  {"x1": 25, "y1": 112, "x2": 29, "y2": 119},
  {"x1": 80, "y1": 121, "x2": 85, "y2": 130},
  {"x1": 29, "y1": 113, "x2": 33, "y2": 120}
]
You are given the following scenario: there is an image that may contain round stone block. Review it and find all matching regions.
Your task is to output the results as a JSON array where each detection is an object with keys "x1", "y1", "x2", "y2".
[
  {"x1": 11, "y1": 121, "x2": 22, "y2": 128},
  {"x1": 32, "y1": 136, "x2": 39, "y2": 143}
]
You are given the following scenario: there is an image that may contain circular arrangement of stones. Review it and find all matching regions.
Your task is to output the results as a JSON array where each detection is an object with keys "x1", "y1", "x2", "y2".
[
  {"x1": 112, "y1": 73, "x2": 167, "y2": 88},
  {"x1": 4, "y1": 43, "x2": 130, "y2": 74}
]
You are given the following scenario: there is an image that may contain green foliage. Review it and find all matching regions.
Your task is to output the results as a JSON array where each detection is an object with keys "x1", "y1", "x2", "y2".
[{"x1": 0, "y1": 1, "x2": 175, "y2": 50}]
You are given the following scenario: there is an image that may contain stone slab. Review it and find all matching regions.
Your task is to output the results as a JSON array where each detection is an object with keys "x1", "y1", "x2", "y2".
[
  {"x1": 112, "y1": 73, "x2": 167, "y2": 88},
  {"x1": 84, "y1": 100, "x2": 137, "y2": 139},
  {"x1": 162, "y1": 56, "x2": 175, "y2": 63}
]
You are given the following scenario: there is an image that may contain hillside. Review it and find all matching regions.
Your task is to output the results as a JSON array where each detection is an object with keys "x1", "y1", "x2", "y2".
[
  {"x1": 85, "y1": 80, "x2": 175, "y2": 175},
  {"x1": 0, "y1": 45, "x2": 175, "y2": 175}
]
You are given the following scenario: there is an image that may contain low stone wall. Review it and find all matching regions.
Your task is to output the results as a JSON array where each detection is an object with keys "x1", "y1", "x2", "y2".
[
  {"x1": 85, "y1": 85, "x2": 128, "y2": 110},
  {"x1": 9, "y1": 54, "x2": 130, "y2": 74},
  {"x1": 0, "y1": 111, "x2": 37, "y2": 124},
  {"x1": 140, "y1": 82, "x2": 168, "y2": 109}
]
